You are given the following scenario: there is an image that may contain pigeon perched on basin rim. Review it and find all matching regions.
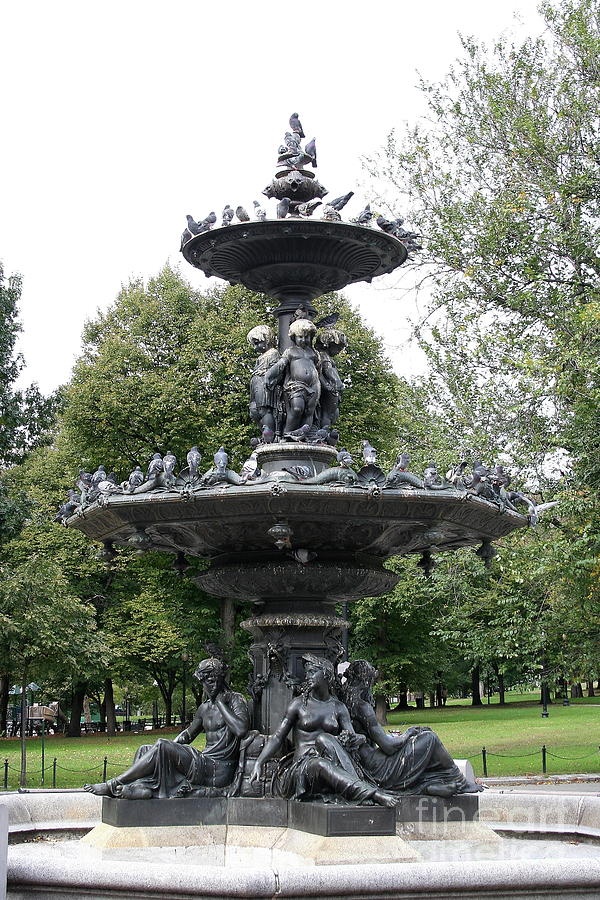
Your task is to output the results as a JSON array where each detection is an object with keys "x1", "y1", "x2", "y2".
[{"x1": 289, "y1": 113, "x2": 305, "y2": 139}]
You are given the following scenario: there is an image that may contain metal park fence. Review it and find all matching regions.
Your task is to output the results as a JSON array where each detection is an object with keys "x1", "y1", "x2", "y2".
[
  {"x1": 474, "y1": 745, "x2": 600, "y2": 777},
  {"x1": 2, "y1": 745, "x2": 600, "y2": 790},
  {"x1": 2, "y1": 754, "x2": 132, "y2": 790}
]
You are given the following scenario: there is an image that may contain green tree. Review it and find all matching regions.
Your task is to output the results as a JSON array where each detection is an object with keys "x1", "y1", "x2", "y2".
[
  {"x1": 0, "y1": 263, "x2": 59, "y2": 466},
  {"x1": 363, "y1": 0, "x2": 600, "y2": 691},
  {"x1": 53, "y1": 266, "x2": 418, "y2": 705},
  {"x1": 366, "y1": 0, "x2": 600, "y2": 478},
  {"x1": 350, "y1": 556, "x2": 450, "y2": 722}
]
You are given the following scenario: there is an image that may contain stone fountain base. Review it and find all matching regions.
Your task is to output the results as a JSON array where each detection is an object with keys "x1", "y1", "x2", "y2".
[{"x1": 6, "y1": 790, "x2": 600, "y2": 898}]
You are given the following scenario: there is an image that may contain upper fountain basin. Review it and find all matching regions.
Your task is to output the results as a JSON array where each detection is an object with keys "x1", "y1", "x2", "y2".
[{"x1": 182, "y1": 220, "x2": 407, "y2": 304}]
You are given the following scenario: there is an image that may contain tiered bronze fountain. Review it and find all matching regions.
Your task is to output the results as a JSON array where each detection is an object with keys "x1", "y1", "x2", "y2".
[{"x1": 64, "y1": 115, "x2": 529, "y2": 836}]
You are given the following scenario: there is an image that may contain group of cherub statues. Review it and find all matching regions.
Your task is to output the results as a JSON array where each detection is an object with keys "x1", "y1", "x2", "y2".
[
  {"x1": 248, "y1": 316, "x2": 346, "y2": 443},
  {"x1": 54, "y1": 308, "x2": 543, "y2": 523},
  {"x1": 84, "y1": 654, "x2": 481, "y2": 804}
]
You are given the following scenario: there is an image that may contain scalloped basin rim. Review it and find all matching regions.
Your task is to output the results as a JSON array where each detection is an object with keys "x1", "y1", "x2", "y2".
[
  {"x1": 66, "y1": 483, "x2": 528, "y2": 560},
  {"x1": 181, "y1": 219, "x2": 408, "y2": 301}
]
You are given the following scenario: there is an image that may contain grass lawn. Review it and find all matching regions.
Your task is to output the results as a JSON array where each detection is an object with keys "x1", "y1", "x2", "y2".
[
  {"x1": 0, "y1": 728, "x2": 204, "y2": 791},
  {"x1": 387, "y1": 700, "x2": 600, "y2": 777},
  {"x1": 1, "y1": 699, "x2": 598, "y2": 789}
]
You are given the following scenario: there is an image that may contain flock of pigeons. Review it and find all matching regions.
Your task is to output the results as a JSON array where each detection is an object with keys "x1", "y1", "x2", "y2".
[
  {"x1": 55, "y1": 432, "x2": 547, "y2": 529},
  {"x1": 180, "y1": 199, "x2": 422, "y2": 254},
  {"x1": 180, "y1": 112, "x2": 422, "y2": 253}
]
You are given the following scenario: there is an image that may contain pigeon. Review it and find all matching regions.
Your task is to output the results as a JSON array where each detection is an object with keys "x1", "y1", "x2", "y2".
[
  {"x1": 322, "y1": 204, "x2": 342, "y2": 221},
  {"x1": 315, "y1": 312, "x2": 340, "y2": 329},
  {"x1": 55, "y1": 490, "x2": 81, "y2": 523},
  {"x1": 312, "y1": 427, "x2": 330, "y2": 444},
  {"x1": 304, "y1": 137, "x2": 317, "y2": 167},
  {"x1": 147, "y1": 453, "x2": 164, "y2": 479},
  {"x1": 277, "y1": 197, "x2": 291, "y2": 219},
  {"x1": 289, "y1": 113, "x2": 305, "y2": 138},
  {"x1": 240, "y1": 451, "x2": 260, "y2": 482},
  {"x1": 181, "y1": 214, "x2": 202, "y2": 249},
  {"x1": 236, "y1": 205, "x2": 250, "y2": 222},
  {"x1": 253, "y1": 200, "x2": 267, "y2": 221},
  {"x1": 395, "y1": 452, "x2": 411, "y2": 471},
  {"x1": 328, "y1": 192, "x2": 355, "y2": 212},
  {"x1": 293, "y1": 305, "x2": 310, "y2": 320},
  {"x1": 286, "y1": 423, "x2": 311, "y2": 441},
  {"x1": 187, "y1": 446, "x2": 201, "y2": 479},
  {"x1": 376, "y1": 215, "x2": 404, "y2": 236},
  {"x1": 352, "y1": 204, "x2": 372, "y2": 226},
  {"x1": 199, "y1": 211, "x2": 217, "y2": 232},
  {"x1": 261, "y1": 424, "x2": 275, "y2": 444},
  {"x1": 284, "y1": 131, "x2": 302, "y2": 151},
  {"x1": 472, "y1": 460, "x2": 491, "y2": 483},
  {"x1": 163, "y1": 450, "x2": 177, "y2": 480},
  {"x1": 337, "y1": 448, "x2": 354, "y2": 468},
  {"x1": 296, "y1": 199, "x2": 322, "y2": 217},
  {"x1": 214, "y1": 446, "x2": 228, "y2": 474},
  {"x1": 283, "y1": 465, "x2": 312, "y2": 479},
  {"x1": 250, "y1": 436, "x2": 260, "y2": 450},
  {"x1": 98, "y1": 473, "x2": 120, "y2": 494},
  {"x1": 326, "y1": 428, "x2": 339, "y2": 446},
  {"x1": 76, "y1": 470, "x2": 93, "y2": 495},
  {"x1": 127, "y1": 465, "x2": 145, "y2": 489},
  {"x1": 446, "y1": 459, "x2": 468, "y2": 486},
  {"x1": 222, "y1": 205, "x2": 234, "y2": 227},
  {"x1": 361, "y1": 440, "x2": 377, "y2": 465},
  {"x1": 423, "y1": 462, "x2": 443, "y2": 488},
  {"x1": 91, "y1": 465, "x2": 107, "y2": 486}
]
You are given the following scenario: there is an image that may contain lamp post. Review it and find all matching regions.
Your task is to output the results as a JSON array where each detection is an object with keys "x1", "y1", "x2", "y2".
[
  {"x1": 181, "y1": 652, "x2": 189, "y2": 726},
  {"x1": 19, "y1": 677, "x2": 27, "y2": 787},
  {"x1": 562, "y1": 635, "x2": 570, "y2": 706}
]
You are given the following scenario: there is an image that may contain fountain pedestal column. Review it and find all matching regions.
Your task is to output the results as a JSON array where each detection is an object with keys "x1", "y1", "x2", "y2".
[
  {"x1": 197, "y1": 554, "x2": 399, "y2": 735},
  {"x1": 242, "y1": 598, "x2": 347, "y2": 734}
]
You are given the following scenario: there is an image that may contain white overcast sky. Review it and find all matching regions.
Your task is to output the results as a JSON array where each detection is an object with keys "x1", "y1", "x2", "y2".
[{"x1": 1, "y1": 1, "x2": 544, "y2": 395}]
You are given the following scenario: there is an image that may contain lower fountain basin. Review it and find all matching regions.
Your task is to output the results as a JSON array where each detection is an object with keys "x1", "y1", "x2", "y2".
[
  {"x1": 5, "y1": 790, "x2": 600, "y2": 898},
  {"x1": 67, "y1": 480, "x2": 526, "y2": 563}
]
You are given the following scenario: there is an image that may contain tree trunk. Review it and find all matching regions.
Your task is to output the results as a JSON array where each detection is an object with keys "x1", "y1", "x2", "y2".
[
  {"x1": 104, "y1": 678, "x2": 117, "y2": 736},
  {"x1": 392, "y1": 684, "x2": 410, "y2": 710},
  {"x1": 220, "y1": 597, "x2": 236, "y2": 654},
  {"x1": 492, "y1": 662, "x2": 506, "y2": 705},
  {"x1": 0, "y1": 673, "x2": 9, "y2": 734},
  {"x1": 98, "y1": 695, "x2": 106, "y2": 728},
  {"x1": 471, "y1": 666, "x2": 483, "y2": 706},
  {"x1": 164, "y1": 694, "x2": 172, "y2": 726},
  {"x1": 375, "y1": 694, "x2": 388, "y2": 725},
  {"x1": 497, "y1": 672, "x2": 506, "y2": 705},
  {"x1": 68, "y1": 682, "x2": 87, "y2": 737},
  {"x1": 587, "y1": 680, "x2": 595, "y2": 697}
]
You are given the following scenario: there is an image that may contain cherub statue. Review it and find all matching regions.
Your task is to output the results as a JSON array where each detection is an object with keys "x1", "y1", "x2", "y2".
[
  {"x1": 265, "y1": 319, "x2": 321, "y2": 436},
  {"x1": 247, "y1": 325, "x2": 281, "y2": 435},
  {"x1": 315, "y1": 328, "x2": 347, "y2": 429}
]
